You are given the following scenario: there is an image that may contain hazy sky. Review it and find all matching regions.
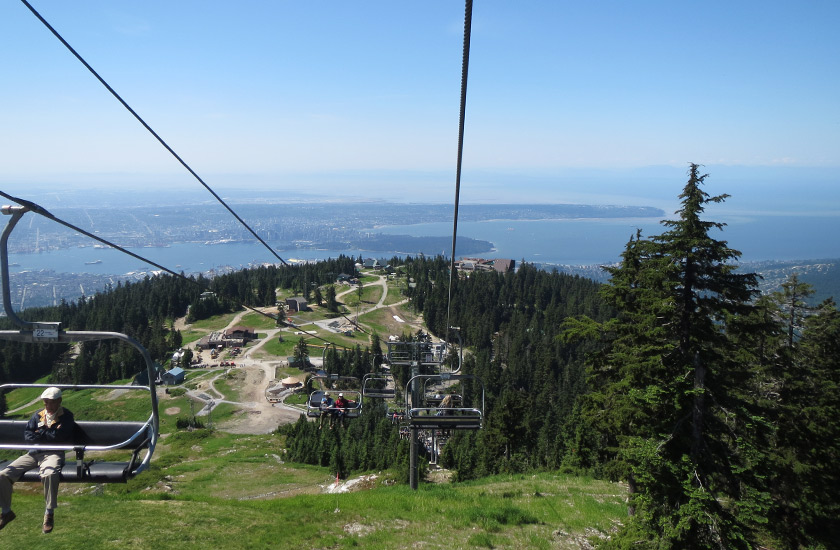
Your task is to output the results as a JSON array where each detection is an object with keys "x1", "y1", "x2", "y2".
[{"x1": 1, "y1": 1, "x2": 839, "y2": 210}]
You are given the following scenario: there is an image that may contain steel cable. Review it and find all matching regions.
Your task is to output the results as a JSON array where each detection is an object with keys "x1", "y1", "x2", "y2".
[
  {"x1": 446, "y1": 0, "x2": 474, "y2": 338},
  {"x1": 0, "y1": 191, "x2": 295, "y2": 329},
  {"x1": 19, "y1": 0, "x2": 288, "y2": 267}
]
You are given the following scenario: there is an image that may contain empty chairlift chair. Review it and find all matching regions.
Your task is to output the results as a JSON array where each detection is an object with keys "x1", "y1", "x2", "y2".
[
  {"x1": 385, "y1": 339, "x2": 448, "y2": 368},
  {"x1": 361, "y1": 372, "x2": 396, "y2": 399}
]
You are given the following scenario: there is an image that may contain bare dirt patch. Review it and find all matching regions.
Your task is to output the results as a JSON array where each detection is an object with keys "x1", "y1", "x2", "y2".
[
  {"x1": 215, "y1": 363, "x2": 304, "y2": 434},
  {"x1": 174, "y1": 316, "x2": 189, "y2": 332},
  {"x1": 165, "y1": 407, "x2": 181, "y2": 415},
  {"x1": 182, "y1": 309, "x2": 318, "y2": 435}
]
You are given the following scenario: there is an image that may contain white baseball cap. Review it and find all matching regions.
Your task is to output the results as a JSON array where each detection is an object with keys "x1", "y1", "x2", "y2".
[{"x1": 40, "y1": 387, "x2": 62, "y2": 400}]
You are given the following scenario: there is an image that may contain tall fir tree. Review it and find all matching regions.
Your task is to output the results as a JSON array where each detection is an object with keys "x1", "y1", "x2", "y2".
[
  {"x1": 571, "y1": 165, "x2": 769, "y2": 549},
  {"x1": 293, "y1": 338, "x2": 310, "y2": 368}
]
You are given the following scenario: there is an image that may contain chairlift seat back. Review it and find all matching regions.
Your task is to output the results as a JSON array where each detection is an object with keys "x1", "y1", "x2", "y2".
[
  {"x1": 362, "y1": 373, "x2": 396, "y2": 399},
  {"x1": 0, "y1": 419, "x2": 152, "y2": 483},
  {"x1": 406, "y1": 408, "x2": 482, "y2": 430}
]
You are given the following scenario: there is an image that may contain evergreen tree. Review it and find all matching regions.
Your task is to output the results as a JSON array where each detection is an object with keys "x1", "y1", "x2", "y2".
[
  {"x1": 326, "y1": 285, "x2": 339, "y2": 313},
  {"x1": 774, "y1": 273, "x2": 815, "y2": 357},
  {"x1": 767, "y1": 297, "x2": 840, "y2": 548},
  {"x1": 293, "y1": 338, "x2": 310, "y2": 368},
  {"x1": 369, "y1": 332, "x2": 383, "y2": 369},
  {"x1": 181, "y1": 348, "x2": 194, "y2": 368},
  {"x1": 571, "y1": 165, "x2": 768, "y2": 548}
]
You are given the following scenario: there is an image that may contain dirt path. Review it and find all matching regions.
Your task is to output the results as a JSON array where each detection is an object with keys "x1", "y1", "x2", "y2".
[
  {"x1": 330, "y1": 274, "x2": 421, "y2": 335},
  {"x1": 174, "y1": 280, "x2": 419, "y2": 435},
  {"x1": 212, "y1": 363, "x2": 303, "y2": 434},
  {"x1": 183, "y1": 361, "x2": 304, "y2": 434},
  {"x1": 176, "y1": 308, "x2": 306, "y2": 434}
]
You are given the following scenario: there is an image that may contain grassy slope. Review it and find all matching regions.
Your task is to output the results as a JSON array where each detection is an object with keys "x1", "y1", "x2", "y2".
[
  {"x1": 4, "y1": 381, "x2": 625, "y2": 547},
  {"x1": 2, "y1": 428, "x2": 625, "y2": 548}
]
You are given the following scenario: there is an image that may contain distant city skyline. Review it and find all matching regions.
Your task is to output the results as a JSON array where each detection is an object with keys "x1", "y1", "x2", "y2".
[{"x1": 2, "y1": 1, "x2": 839, "y2": 213}]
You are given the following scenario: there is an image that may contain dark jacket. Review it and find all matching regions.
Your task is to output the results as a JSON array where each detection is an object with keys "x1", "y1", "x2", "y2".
[{"x1": 24, "y1": 407, "x2": 75, "y2": 455}]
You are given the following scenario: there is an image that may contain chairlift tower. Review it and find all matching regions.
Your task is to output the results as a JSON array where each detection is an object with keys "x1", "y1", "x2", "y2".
[{"x1": 386, "y1": 340, "x2": 450, "y2": 489}]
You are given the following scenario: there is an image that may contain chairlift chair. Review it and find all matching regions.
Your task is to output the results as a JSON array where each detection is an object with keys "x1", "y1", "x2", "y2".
[
  {"x1": 422, "y1": 393, "x2": 463, "y2": 407},
  {"x1": 385, "y1": 340, "x2": 448, "y2": 366},
  {"x1": 361, "y1": 372, "x2": 396, "y2": 399},
  {"x1": 305, "y1": 375, "x2": 362, "y2": 420},
  {"x1": 0, "y1": 384, "x2": 158, "y2": 483},
  {"x1": 404, "y1": 373, "x2": 484, "y2": 431},
  {"x1": 0, "y1": 205, "x2": 160, "y2": 483}
]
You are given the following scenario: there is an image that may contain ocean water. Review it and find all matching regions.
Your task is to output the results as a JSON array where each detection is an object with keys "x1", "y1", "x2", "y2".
[
  {"x1": 6, "y1": 243, "x2": 371, "y2": 276},
  {"x1": 374, "y1": 214, "x2": 840, "y2": 265},
  {"x1": 6, "y1": 214, "x2": 840, "y2": 276}
]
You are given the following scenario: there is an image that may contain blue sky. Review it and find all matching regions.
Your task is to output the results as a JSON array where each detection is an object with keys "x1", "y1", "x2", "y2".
[{"x1": 1, "y1": 1, "x2": 839, "y2": 211}]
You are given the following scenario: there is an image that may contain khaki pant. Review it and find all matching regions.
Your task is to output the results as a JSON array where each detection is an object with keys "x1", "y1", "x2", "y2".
[
  {"x1": 0, "y1": 452, "x2": 63, "y2": 511},
  {"x1": 320, "y1": 410, "x2": 335, "y2": 428}
]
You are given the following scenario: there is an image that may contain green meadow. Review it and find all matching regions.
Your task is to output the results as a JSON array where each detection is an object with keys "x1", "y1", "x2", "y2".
[
  {"x1": 1, "y1": 385, "x2": 624, "y2": 548},
  {"x1": 1, "y1": 427, "x2": 625, "y2": 549}
]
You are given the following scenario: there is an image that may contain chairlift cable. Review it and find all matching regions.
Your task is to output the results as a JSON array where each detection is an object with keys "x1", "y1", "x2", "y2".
[
  {"x1": 291, "y1": 326, "x2": 342, "y2": 347},
  {"x1": 0, "y1": 192, "x2": 200, "y2": 283},
  {"x1": 340, "y1": 311, "x2": 369, "y2": 335},
  {"x1": 0, "y1": 194, "x2": 289, "y2": 328},
  {"x1": 446, "y1": 0, "x2": 473, "y2": 338},
  {"x1": 19, "y1": 0, "x2": 289, "y2": 267},
  {"x1": 17, "y1": 2, "x2": 355, "y2": 333}
]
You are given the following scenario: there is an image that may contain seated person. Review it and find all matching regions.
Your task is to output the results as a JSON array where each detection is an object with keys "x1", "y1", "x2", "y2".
[
  {"x1": 0, "y1": 387, "x2": 76, "y2": 534},
  {"x1": 319, "y1": 392, "x2": 335, "y2": 429},
  {"x1": 334, "y1": 393, "x2": 353, "y2": 427},
  {"x1": 436, "y1": 394, "x2": 455, "y2": 416}
]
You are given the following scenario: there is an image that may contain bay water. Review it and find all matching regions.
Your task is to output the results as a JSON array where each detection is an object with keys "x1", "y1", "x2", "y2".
[{"x1": 7, "y1": 214, "x2": 840, "y2": 276}]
